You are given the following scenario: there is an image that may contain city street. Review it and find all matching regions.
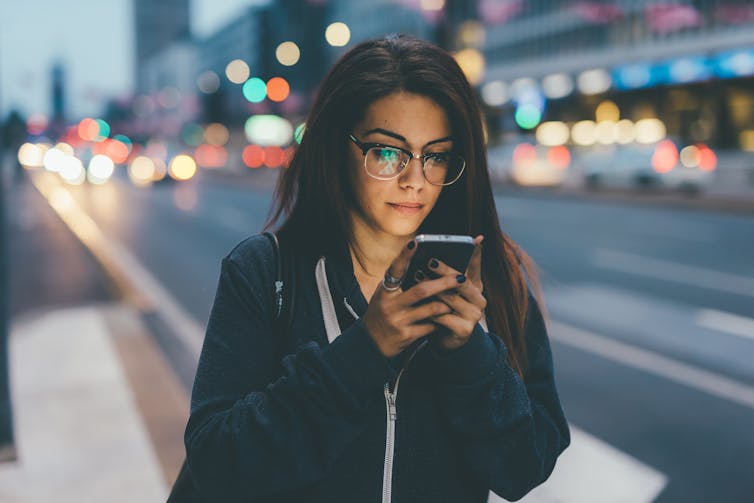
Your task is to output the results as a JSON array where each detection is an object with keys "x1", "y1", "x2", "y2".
[{"x1": 7, "y1": 167, "x2": 753, "y2": 502}]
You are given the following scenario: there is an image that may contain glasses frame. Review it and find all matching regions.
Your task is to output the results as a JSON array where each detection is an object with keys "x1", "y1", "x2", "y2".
[{"x1": 348, "y1": 134, "x2": 465, "y2": 186}]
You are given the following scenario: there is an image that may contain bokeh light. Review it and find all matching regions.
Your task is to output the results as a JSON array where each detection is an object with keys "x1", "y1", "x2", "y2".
[
  {"x1": 481, "y1": 81, "x2": 508, "y2": 107},
  {"x1": 264, "y1": 146, "x2": 285, "y2": 168},
  {"x1": 18, "y1": 143, "x2": 45, "y2": 168},
  {"x1": 226, "y1": 59, "x2": 250, "y2": 84},
  {"x1": 578, "y1": 69, "x2": 612, "y2": 95},
  {"x1": 635, "y1": 118, "x2": 667, "y2": 144},
  {"x1": 515, "y1": 104, "x2": 542, "y2": 130},
  {"x1": 267, "y1": 77, "x2": 290, "y2": 102},
  {"x1": 596, "y1": 121, "x2": 619, "y2": 145},
  {"x1": 181, "y1": 123, "x2": 205, "y2": 146},
  {"x1": 616, "y1": 119, "x2": 637, "y2": 144},
  {"x1": 596, "y1": 100, "x2": 620, "y2": 122},
  {"x1": 195, "y1": 144, "x2": 228, "y2": 168},
  {"x1": 652, "y1": 139, "x2": 678, "y2": 173},
  {"x1": 27, "y1": 114, "x2": 49, "y2": 136},
  {"x1": 547, "y1": 146, "x2": 571, "y2": 170},
  {"x1": 421, "y1": 0, "x2": 445, "y2": 10},
  {"x1": 59, "y1": 156, "x2": 86, "y2": 185},
  {"x1": 169, "y1": 155, "x2": 198, "y2": 181},
  {"x1": 245, "y1": 115, "x2": 294, "y2": 146},
  {"x1": 536, "y1": 122, "x2": 570, "y2": 146},
  {"x1": 78, "y1": 118, "x2": 100, "y2": 141},
  {"x1": 197, "y1": 71, "x2": 220, "y2": 93},
  {"x1": 243, "y1": 145, "x2": 265, "y2": 168},
  {"x1": 88, "y1": 155, "x2": 115, "y2": 184},
  {"x1": 129, "y1": 156, "x2": 156, "y2": 186},
  {"x1": 542, "y1": 73, "x2": 574, "y2": 99},
  {"x1": 205, "y1": 123, "x2": 230, "y2": 146},
  {"x1": 276, "y1": 42, "x2": 301, "y2": 66},
  {"x1": 243, "y1": 78, "x2": 267, "y2": 103},
  {"x1": 698, "y1": 145, "x2": 717, "y2": 171},
  {"x1": 325, "y1": 22, "x2": 351, "y2": 47},
  {"x1": 95, "y1": 119, "x2": 110, "y2": 141},
  {"x1": 454, "y1": 48, "x2": 485, "y2": 85},
  {"x1": 571, "y1": 120, "x2": 598, "y2": 146}
]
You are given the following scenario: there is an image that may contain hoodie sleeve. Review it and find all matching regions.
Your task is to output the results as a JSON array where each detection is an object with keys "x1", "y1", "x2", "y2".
[
  {"x1": 425, "y1": 292, "x2": 570, "y2": 502},
  {"x1": 185, "y1": 236, "x2": 394, "y2": 502}
]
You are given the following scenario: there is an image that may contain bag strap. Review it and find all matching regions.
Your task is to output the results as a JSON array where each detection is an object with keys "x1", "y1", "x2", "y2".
[{"x1": 262, "y1": 231, "x2": 295, "y2": 358}]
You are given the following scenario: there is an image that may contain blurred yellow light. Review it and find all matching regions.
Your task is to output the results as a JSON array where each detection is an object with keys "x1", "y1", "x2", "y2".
[
  {"x1": 578, "y1": 69, "x2": 611, "y2": 95},
  {"x1": 740, "y1": 130, "x2": 754, "y2": 152},
  {"x1": 276, "y1": 42, "x2": 301, "y2": 66},
  {"x1": 571, "y1": 120, "x2": 597, "y2": 146},
  {"x1": 18, "y1": 143, "x2": 44, "y2": 168},
  {"x1": 55, "y1": 142, "x2": 74, "y2": 156},
  {"x1": 635, "y1": 118, "x2": 667, "y2": 144},
  {"x1": 169, "y1": 155, "x2": 197, "y2": 181},
  {"x1": 596, "y1": 121, "x2": 618, "y2": 145},
  {"x1": 88, "y1": 154, "x2": 115, "y2": 184},
  {"x1": 536, "y1": 122, "x2": 569, "y2": 146},
  {"x1": 129, "y1": 156, "x2": 156, "y2": 186},
  {"x1": 454, "y1": 48, "x2": 485, "y2": 86},
  {"x1": 325, "y1": 22, "x2": 351, "y2": 47},
  {"x1": 226, "y1": 59, "x2": 250, "y2": 84},
  {"x1": 680, "y1": 145, "x2": 700, "y2": 168},
  {"x1": 152, "y1": 159, "x2": 168, "y2": 182},
  {"x1": 205, "y1": 123, "x2": 230, "y2": 146},
  {"x1": 421, "y1": 0, "x2": 445, "y2": 10},
  {"x1": 458, "y1": 21, "x2": 485, "y2": 48},
  {"x1": 596, "y1": 100, "x2": 620, "y2": 122},
  {"x1": 616, "y1": 119, "x2": 636, "y2": 144}
]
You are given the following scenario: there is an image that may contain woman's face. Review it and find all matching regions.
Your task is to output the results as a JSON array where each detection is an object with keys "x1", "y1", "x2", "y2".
[{"x1": 348, "y1": 92, "x2": 450, "y2": 240}]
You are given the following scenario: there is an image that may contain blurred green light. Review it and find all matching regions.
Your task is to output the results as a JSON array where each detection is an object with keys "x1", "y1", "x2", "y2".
[
  {"x1": 294, "y1": 123, "x2": 306, "y2": 144},
  {"x1": 95, "y1": 119, "x2": 110, "y2": 141},
  {"x1": 181, "y1": 123, "x2": 205, "y2": 147},
  {"x1": 243, "y1": 78, "x2": 267, "y2": 103},
  {"x1": 113, "y1": 134, "x2": 133, "y2": 151},
  {"x1": 515, "y1": 105, "x2": 542, "y2": 130}
]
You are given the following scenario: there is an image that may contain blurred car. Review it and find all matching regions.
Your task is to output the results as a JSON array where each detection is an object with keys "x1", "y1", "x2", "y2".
[
  {"x1": 580, "y1": 140, "x2": 717, "y2": 193},
  {"x1": 487, "y1": 142, "x2": 571, "y2": 187}
]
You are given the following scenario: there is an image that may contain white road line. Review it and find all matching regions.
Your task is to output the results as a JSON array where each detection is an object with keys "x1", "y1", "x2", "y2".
[
  {"x1": 29, "y1": 172, "x2": 204, "y2": 361},
  {"x1": 491, "y1": 426, "x2": 667, "y2": 503},
  {"x1": 591, "y1": 248, "x2": 754, "y2": 298},
  {"x1": 696, "y1": 309, "x2": 754, "y2": 341},
  {"x1": 550, "y1": 320, "x2": 754, "y2": 410}
]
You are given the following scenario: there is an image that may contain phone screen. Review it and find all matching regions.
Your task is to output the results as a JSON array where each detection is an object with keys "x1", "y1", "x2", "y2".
[{"x1": 402, "y1": 235, "x2": 475, "y2": 290}]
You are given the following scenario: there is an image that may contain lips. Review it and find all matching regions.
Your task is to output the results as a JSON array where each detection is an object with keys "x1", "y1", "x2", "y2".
[{"x1": 387, "y1": 202, "x2": 424, "y2": 214}]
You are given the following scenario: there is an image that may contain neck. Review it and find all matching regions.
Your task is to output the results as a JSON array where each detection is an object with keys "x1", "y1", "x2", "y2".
[{"x1": 349, "y1": 216, "x2": 412, "y2": 280}]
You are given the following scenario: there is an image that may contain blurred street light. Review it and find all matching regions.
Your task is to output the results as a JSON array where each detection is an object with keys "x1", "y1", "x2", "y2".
[
  {"x1": 225, "y1": 59, "x2": 250, "y2": 84},
  {"x1": 276, "y1": 42, "x2": 301, "y2": 66},
  {"x1": 325, "y1": 22, "x2": 350, "y2": 47}
]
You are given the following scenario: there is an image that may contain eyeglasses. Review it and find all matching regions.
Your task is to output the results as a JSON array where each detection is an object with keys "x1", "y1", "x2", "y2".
[{"x1": 348, "y1": 134, "x2": 465, "y2": 186}]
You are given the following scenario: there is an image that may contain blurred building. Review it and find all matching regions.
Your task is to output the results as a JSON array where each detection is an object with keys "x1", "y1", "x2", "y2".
[
  {"x1": 133, "y1": 0, "x2": 191, "y2": 93},
  {"x1": 479, "y1": 0, "x2": 754, "y2": 150}
]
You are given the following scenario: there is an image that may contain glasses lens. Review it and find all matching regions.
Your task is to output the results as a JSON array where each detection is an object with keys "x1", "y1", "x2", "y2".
[
  {"x1": 424, "y1": 153, "x2": 465, "y2": 185},
  {"x1": 365, "y1": 147, "x2": 407, "y2": 178}
]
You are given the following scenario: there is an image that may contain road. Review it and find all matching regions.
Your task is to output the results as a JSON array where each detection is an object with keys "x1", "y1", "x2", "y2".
[{"x1": 14, "y1": 168, "x2": 754, "y2": 502}]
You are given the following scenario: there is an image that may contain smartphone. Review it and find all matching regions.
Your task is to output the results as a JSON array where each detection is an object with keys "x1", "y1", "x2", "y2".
[{"x1": 402, "y1": 234, "x2": 475, "y2": 290}]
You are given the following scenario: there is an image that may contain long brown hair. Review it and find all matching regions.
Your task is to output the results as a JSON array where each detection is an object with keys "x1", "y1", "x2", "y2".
[{"x1": 266, "y1": 35, "x2": 543, "y2": 376}]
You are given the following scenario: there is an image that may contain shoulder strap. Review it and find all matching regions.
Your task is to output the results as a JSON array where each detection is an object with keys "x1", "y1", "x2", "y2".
[{"x1": 262, "y1": 231, "x2": 295, "y2": 358}]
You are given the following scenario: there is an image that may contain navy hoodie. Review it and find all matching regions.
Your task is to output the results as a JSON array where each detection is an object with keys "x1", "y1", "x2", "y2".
[{"x1": 185, "y1": 234, "x2": 570, "y2": 502}]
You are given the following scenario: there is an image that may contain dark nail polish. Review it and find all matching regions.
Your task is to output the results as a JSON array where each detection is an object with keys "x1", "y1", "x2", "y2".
[
  {"x1": 429, "y1": 259, "x2": 439, "y2": 269},
  {"x1": 456, "y1": 274, "x2": 466, "y2": 284},
  {"x1": 415, "y1": 270, "x2": 425, "y2": 281},
  {"x1": 407, "y1": 241, "x2": 415, "y2": 250}
]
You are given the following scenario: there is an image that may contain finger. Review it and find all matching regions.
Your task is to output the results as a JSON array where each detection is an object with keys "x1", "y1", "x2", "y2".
[
  {"x1": 432, "y1": 312, "x2": 476, "y2": 337},
  {"x1": 403, "y1": 274, "x2": 465, "y2": 306},
  {"x1": 436, "y1": 291, "x2": 482, "y2": 322},
  {"x1": 404, "y1": 299, "x2": 453, "y2": 324},
  {"x1": 466, "y1": 235, "x2": 484, "y2": 284},
  {"x1": 378, "y1": 238, "x2": 419, "y2": 295},
  {"x1": 426, "y1": 257, "x2": 461, "y2": 277},
  {"x1": 453, "y1": 279, "x2": 487, "y2": 309}
]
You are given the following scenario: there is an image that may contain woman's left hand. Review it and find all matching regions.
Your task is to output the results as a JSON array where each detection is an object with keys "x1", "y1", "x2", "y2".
[{"x1": 429, "y1": 235, "x2": 486, "y2": 351}]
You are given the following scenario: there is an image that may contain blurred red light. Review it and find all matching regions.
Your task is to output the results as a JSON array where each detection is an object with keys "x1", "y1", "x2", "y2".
[
  {"x1": 264, "y1": 146, "x2": 285, "y2": 168},
  {"x1": 547, "y1": 145, "x2": 571, "y2": 170},
  {"x1": 512, "y1": 143, "x2": 537, "y2": 164},
  {"x1": 195, "y1": 144, "x2": 228, "y2": 168},
  {"x1": 78, "y1": 118, "x2": 99, "y2": 142},
  {"x1": 243, "y1": 145, "x2": 265, "y2": 168},
  {"x1": 697, "y1": 145, "x2": 717, "y2": 172},
  {"x1": 652, "y1": 140, "x2": 678, "y2": 173}
]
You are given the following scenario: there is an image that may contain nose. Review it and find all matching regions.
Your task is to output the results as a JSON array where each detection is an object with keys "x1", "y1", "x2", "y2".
[{"x1": 398, "y1": 156, "x2": 425, "y2": 189}]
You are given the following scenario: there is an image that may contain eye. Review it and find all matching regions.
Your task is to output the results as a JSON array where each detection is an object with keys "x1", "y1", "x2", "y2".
[{"x1": 425, "y1": 152, "x2": 451, "y2": 164}]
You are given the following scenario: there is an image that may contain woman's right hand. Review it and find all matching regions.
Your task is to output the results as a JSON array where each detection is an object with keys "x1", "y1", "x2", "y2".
[{"x1": 363, "y1": 240, "x2": 465, "y2": 358}]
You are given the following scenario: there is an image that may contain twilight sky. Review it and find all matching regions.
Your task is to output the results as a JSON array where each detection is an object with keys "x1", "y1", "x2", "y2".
[{"x1": 0, "y1": 0, "x2": 265, "y2": 119}]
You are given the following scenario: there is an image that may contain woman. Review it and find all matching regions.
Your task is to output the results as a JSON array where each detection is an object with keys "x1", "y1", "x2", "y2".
[{"x1": 185, "y1": 35, "x2": 569, "y2": 502}]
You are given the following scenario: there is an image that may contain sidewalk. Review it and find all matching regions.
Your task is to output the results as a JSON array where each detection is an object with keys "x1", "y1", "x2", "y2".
[{"x1": 0, "y1": 303, "x2": 187, "y2": 502}]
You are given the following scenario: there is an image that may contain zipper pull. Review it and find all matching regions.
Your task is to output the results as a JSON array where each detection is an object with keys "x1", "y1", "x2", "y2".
[{"x1": 384, "y1": 383, "x2": 397, "y2": 421}]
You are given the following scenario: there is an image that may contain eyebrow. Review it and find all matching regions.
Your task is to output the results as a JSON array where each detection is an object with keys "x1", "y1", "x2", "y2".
[{"x1": 363, "y1": 128, "x2": 453, "y2": 148}]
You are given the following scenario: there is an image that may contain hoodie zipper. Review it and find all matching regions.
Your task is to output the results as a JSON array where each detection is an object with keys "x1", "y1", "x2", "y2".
[{"x1": 381, "y1": 340, "x2": 427, "y2": 503}]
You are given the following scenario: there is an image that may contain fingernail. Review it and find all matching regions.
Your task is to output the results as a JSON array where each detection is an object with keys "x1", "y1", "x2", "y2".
[
  {"x1": 415, "y1": 270, "x2": 425, "y2": 281},
  {"x1": 456, "y1": 274, "x2": 466, "y2": 284},
  {"x1": 407, "y1": 240, "x2": 415, "y2": 250},
  {"x1": 429, "y1": 259, "x2": 439, "y2": 269}
]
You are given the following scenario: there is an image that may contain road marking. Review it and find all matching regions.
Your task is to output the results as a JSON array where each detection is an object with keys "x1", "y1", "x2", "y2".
[
  {"x1": 550, "y1": 320, "x2": 754, "y2": 410},
  {"x1": 29, "y1": 171, "x2": 203, "y2": 361},
  {"x1": 490, "y1": 426, "x2": 667, "y2": 503},
  {"x1": 591, "y1": 248, "x2": 754, "y2": 298},
  {"x1": 696, "y1": 309, "x2": 754, "y2": 341}
]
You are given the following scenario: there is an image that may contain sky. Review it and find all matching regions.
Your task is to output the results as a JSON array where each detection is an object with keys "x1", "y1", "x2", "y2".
[{"x1": 0, "y1": 0, "x2": 262, "y2": 120}]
